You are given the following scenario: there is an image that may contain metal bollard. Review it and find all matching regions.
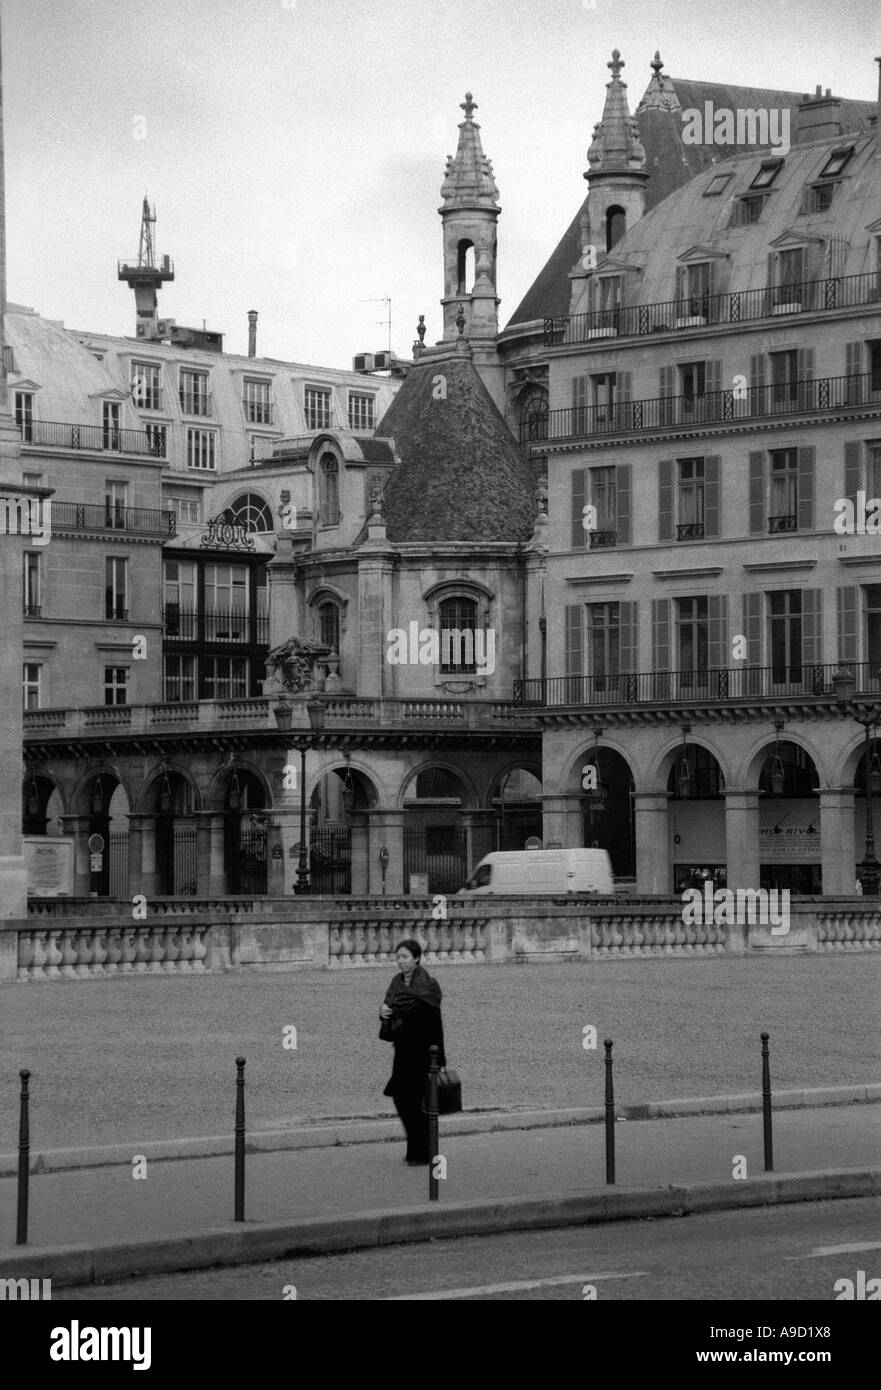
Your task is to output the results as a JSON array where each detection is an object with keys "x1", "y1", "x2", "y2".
[
  {"x1": 17, "y1": 1069, "x2": 30, "y2": 1246},
  {"x1": 427, "y1": 1045, "x2": 440, "y2": 1202},
  {"x1": 761, "y1": 1031, "x2": 773, "y2": 1172},
  {"x1": 604, "y1": 1039, "x2": 615, "y2": 1185},
  {"x1": 234, "y1": 1056, "x2": 246, "y2": 1222}
]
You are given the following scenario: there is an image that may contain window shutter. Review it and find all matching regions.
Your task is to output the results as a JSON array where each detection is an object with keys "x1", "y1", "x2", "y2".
[
  {"x1": 619, "y1": 601, "x2": 638, "y2": 675},
  {"x1": 708, "y1": 594, "x2": 729, "y2": 671},
  {"x1": 845, "y1": 343, "x2": 863, "y2": 404},
  {"x1": 743, "y1": 592, "x2": 762, "y2": 665},
  {"x1": 797, "y1": 446, "x2": 815, "y2": 531},
  {"x1": 705, "y1": 455, "x2": 721, "y2": 537},
  {"x1": 565, "y1": 604, "x2": 583, "y2": 676},
  {"x1": 617, "y1": 371, "x2": 632, "y2": 403},
  {"x1": 652, "y1": 598, "x2": 671, "y2": 670},
  {"x1": 616, "y1": 464, "x2": 631, "y2": 544},
  {"x1": 706, "y1": 260, "x2": 716, "y2": 300},
  {"x1": 658, "y1": 459, "x2": 674, "y2": 541},
  {"x1": 802, "y1": 589, "x2": 823, "y2": 667},
  {"x1": 573, "y1": 374, "x2": 587, "y2": 434},
  {"x1": 674, "y1": 265, "x2": 686, "y2": 305},
  {"x1": 844, "y1": 440, "x2": 861, "y2": 509},
  {"x1": 837, "y1": 586, "x2": 858, "y2": 663},
  {"x1": 750, "y1": 353, "x2": 765, "y2": 416},
  {"x1": 749, "y1": 451, "x2": 765, "y2": 534},
  {"x1": 617, "y1": 372, "x2": 632, "y2": 431},
  {"x1": 571, "y1": 467, "x2": 587, "y2": 550},
  {"x1": 705, "y1": 360, "x2": 722, "y2": 397},
  {"x1": 797, "y1": 347, "x2": 815, "y2": 409},
  {"x1": 660, "y1": 364, "x2": 676, "y2": 425}
]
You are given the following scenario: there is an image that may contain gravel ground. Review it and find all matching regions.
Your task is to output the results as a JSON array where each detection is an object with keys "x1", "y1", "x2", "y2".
[{"x1": 3, "y1": 955, "x2": 880, "y2": 1151}]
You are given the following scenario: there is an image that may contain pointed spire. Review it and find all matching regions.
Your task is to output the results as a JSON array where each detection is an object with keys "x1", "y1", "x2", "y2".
[
  {"x1": 440, "y1": 91, "x2": 500, "y2": 208},
  {"x1": 586, "y1": 49, "x2": 645, "y2": 174},
  {"x1": 636, "y1": 50, "x2": 680, "y2": 113}
]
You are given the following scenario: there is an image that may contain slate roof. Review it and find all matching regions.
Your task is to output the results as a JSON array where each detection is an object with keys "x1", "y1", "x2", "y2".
[
  {"x1": 375, "y1": 353, "x2": 535, "y2": 543},
  {"x1": 507, "y1": 75, "x2": 876, "y2": 327}
]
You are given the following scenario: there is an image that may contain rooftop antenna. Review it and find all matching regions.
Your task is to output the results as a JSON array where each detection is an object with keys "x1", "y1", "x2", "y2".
[
  {"x1": 118, "y1": 194, "x2": 174, "y2": 340},
  {"x1": 358, "y1": 296, "x2": 392, "y2": 362}
]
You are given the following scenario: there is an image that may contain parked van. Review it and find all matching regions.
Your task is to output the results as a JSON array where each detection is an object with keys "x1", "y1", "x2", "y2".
[{"x1": 457, "y1": 848, "x2": 615, "y2": 896}]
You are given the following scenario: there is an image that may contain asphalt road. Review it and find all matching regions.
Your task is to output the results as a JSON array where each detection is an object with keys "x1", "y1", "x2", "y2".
[
  {"x1": 53, "y1": 1197, "x2": 881, "y2": 1301},
  {"x1": 4, "y1": 955, "x2": 881, "y2": 1151}
]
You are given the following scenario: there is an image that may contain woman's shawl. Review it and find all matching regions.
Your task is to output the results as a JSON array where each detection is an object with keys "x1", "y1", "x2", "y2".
[{"x1": 383, "y1": 963, "x2": 442, "y2": 1015}]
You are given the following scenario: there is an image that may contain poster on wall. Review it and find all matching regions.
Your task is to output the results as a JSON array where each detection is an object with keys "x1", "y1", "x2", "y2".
[
  {"x1": 23, "y1": 836, "x2": 74, "y2": 896},
  {"x1": 758, "y1": 826, "x2": 821, "y2": 862}
]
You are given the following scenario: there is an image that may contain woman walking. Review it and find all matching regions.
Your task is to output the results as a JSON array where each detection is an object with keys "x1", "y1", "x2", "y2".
[{"x1": 380, "y1": 938, "x2": 446, "y2": 1165}]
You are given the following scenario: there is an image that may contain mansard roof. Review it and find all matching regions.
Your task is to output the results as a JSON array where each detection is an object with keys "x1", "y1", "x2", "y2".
[
  {"x1": 375, "y1": 352, "x2": 535, "y2": 543},
  {"x1": 507, "y1": 68, "x2": 877, "y2": 327}
]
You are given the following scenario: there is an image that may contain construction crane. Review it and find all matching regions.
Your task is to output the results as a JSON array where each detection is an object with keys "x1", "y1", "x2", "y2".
[{"x1": 117, "y1": 195, "x2": 174, "y2": 339}]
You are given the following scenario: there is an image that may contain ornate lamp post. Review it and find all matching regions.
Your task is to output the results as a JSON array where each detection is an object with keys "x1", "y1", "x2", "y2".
[{"x1": 274, "y1": 694, "x2": 326, "y2": 895}]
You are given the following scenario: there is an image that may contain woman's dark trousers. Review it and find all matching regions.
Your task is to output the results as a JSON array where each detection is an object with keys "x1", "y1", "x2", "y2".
[{"x1": 394, "y1": 1086, "x2": 430, "y2": 1162}]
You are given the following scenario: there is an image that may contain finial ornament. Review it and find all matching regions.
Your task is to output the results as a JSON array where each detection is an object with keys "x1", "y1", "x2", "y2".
[
  {"x1": 608, "y1": 49, "x2": 624, "y2": 79},
  {"x1": 417, "y1": 314, "x2": 426, "y2": 344},
  {"x1": 650, "y1": 51, "x2": 663, "y2": 78},
  {"x1": 460, "y1": 92, "x2": 478, "y2": 121}
]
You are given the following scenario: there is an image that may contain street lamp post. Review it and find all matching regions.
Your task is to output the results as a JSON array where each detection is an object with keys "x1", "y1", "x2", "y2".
[{"x1": 274, "y1": 694, "x2": 326, "y2": 896}]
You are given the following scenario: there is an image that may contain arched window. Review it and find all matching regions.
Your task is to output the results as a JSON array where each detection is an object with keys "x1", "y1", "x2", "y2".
[
  {"x1": 519, "y1": 387, "x2": 548, "y2": 443},
  {"x1": 438, "y1": 595, "x2": 478, "y2": 674},
  {"x1": 227, "y1": 492, "x2": 273, "y2": 533},
  {"x1": 457, "y1": 240, "x2": 475, "y2": 294},
  {"x1": 320, "y1": 453, "x2": 339, "y2": 526},
  {"x1": 318, "y1": 600, "x2": 340, "y2": 653},
  {"x1": 606, "y1": 205, "x2": 626, "y2": 252}
]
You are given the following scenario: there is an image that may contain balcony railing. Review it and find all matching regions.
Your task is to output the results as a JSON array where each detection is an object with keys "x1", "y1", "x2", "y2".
[
  {"x1": 163, "y1": 606, "x2": 269, "y2": 644},
  {"x1": 19, "y1": 419, "x2": 167, "y2": 457},
  {"x1": 515, "y1": 662, "x2": 881, "y2": 708},
  {"x1": 543, "y1": 271, "x2": 881, "y2": 346},
  {"x1": 23, "y1": 695, "x2": 537, "y2": 741},
  {"x1": 768, "y1": 514, "x2": 798, "y2": 534},
  {"x1": 531, "y1": 373, "x2": 881, "y2": 444},
  {"x1": 179, "y1": 393, "x2": 213, "y2": 417},
  {"x1": 23, "y1": 603, "x2": 42, "y2": 618},
  {"x1": 50, "y1": 502, "x2": 177, "y2": 537},
  {"x1": 676, "y1": 522, "x2": 705, "y2": 540}
]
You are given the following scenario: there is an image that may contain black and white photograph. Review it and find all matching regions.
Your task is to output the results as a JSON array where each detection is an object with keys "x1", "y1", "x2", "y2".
[{"x1": 1, "y1": 0, "x2": 879, "y2": 1353}]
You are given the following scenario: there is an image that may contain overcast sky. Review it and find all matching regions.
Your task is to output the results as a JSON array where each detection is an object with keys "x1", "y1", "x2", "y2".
[{"x1": 4, "y1": 0, "x2": 880, "y2": 367}]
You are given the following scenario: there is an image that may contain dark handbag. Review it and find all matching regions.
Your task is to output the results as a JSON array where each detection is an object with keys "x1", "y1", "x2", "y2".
[
  {"x1": 424, "y1": 1066, "x2": 462, "y2": 1114},
  {"x1": 379, "y1": 1013, "x2": 400, "y2": 1042}
]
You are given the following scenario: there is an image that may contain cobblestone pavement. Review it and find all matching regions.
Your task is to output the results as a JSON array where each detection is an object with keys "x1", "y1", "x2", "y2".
[{"x1": 3, "y1": 955, "x2": 880, "y2": 1151}]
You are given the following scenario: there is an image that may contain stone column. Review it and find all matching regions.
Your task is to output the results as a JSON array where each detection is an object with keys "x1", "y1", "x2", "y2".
[
  {"x1": 126, "y1": 814, "x2": 148, "y2": 899},
  {"x1": 349, "y1": 811, "x2": 369, "y2": 895},
  {"x1": 368, "y1": 810, "x2": 404, "y2": 894},
  {"x1": 820, "y1": 787, "x2": 856, "y2": 895},
  {"x1": 540, "y1": 794, "x2": 581, "y2": 848},
  {"x1": 724, "y1": 790, "x2": 761, "y2": 889},
  {"x1": 195, "y1": 812, "x2": 212, "y2": 898},
  {"x1": 460, "y1": 810, "x2": 495, "y2": 874},
  {"x1": 633, "y1": 791, "x2": 670, "y2": 894},
  {"x1": 60, "y1": 815, "x2": 92, "y2": 896}
]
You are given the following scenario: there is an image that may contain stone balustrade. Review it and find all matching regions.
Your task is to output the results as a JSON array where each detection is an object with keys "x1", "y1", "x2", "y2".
[{"x1": 2, "y1": 894, "x2": 879, "y2": 982}]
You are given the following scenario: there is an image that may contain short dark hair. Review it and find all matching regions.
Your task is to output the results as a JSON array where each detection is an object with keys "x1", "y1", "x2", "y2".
[{"x1": 394, "y1": 938, "x2": 422, "y2": 959}]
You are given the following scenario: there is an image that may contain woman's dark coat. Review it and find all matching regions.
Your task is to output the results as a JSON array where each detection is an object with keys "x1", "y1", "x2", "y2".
[{"x1": 381, "y1": 964, "x2": 446, "y2": 1099}]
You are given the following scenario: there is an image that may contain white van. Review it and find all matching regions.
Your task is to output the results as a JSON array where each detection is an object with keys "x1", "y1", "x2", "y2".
[{"x1": 457, "y1": 848, "x2": 615, "y2": 896}]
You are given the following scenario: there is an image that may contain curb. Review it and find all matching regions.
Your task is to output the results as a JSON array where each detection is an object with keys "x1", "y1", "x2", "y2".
[
  {"x1": 1, "y1": 1167, "x2": 879, "y2": 1290},
  {"x1": 1, "y1": 1083, "x2": 879, "y2": 1178}
]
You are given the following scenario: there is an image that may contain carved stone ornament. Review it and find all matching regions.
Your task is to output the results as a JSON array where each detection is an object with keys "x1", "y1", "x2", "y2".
[{"x1": 264, "y1": 636, "x2": 332, "y2": 693}]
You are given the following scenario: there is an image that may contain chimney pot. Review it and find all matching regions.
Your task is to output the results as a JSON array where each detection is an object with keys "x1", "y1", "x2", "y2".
[{"x1": 247, "y1": 309, "x2": 258, "y2": 358}]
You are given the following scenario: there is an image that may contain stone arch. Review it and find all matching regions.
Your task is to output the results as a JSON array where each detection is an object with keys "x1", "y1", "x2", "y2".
[
  {"x1": 206, "y1": 759, "x2": 273, "y2": 813},
  {"x1": 22, "y1": 768, "x2": 67, "y2": 834},
  {"x1": 398, "y1": 759, "x2": 477, "y2": 810},
  {"x1": 137, "y1": 760, "x2": 202, "y2": 814}
]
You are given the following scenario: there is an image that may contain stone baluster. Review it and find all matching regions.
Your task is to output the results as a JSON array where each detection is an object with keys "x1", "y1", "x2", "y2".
[{"x1": 17, "y1": 933, "x2": 35, "y2": 981}]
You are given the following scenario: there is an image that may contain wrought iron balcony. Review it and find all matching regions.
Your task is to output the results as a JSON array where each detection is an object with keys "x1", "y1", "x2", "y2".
[
  {"x1": 50, "y1": 502, "x2": 177, "y2": 537},
  {"x1": 543, "y1": 271, "x2": 881, "y2": 346},
  {"x1": 19, "y1": 419, "x2": 167, "y2": 457},
  {"x1": 162, "y1": 606, "x2": 269, "y2": 644},
  {"x1": 676, "y1": 522, "x2": 705, "y2": 540},
  {"x1": 179, "y1": 392, "x2": 213, "y2": 417},
  {"x1": 768, "y1": 514, "x2": 798, "y2": 534},
  {"x1": 529, "y1": 373, "x2": 881, "y2": 444},
  {"x1": 589, "y1": 530, "x2": 618, "y2": 549},
  {"x1": 515, "y1": 662, "x2": 881, "y2": 709}
]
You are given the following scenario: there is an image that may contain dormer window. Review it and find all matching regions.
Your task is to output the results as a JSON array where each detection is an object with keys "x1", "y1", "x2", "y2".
[
  {"x1": 802, "y1": 183, "x2": 836, "y2": 213},
  {"x1": 319, "y1": 453, "x2": 340, "y2": 526},
  {"x1": 703, "y1": 172, "x2": 732, "y2": 197},
  {"x1": 729, "y1": 194, "x2": 766, "y2": 227},
  {"x1": 819, "y1": 145, "x2": 854, "y2": 178},
  {"x1": 750, "y1": 158, "x2": 784, "y2": 190}
]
